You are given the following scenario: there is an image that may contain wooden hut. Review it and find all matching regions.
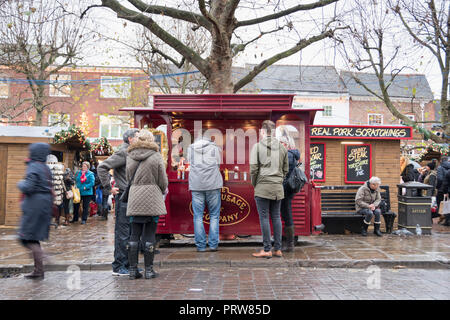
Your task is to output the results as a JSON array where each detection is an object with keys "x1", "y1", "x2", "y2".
[
  {"x1": 309, "y1": 125, "x2": 414, "y2": 232},
  {"x1": 0, "y1": 126, "x2": 86, "y2": 226}
]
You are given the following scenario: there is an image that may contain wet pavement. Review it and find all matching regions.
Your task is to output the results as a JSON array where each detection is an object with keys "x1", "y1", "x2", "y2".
[
  {"x1": 0, "y1": 267, "x2": 449, "y2": 300},
  {"x1": 0, "y1": 214, "x2": 449, "y2": 274}
]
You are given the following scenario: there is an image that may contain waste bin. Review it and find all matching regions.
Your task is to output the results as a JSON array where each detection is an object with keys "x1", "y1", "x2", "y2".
[{"x1": 397, "y1": 181, "x2": 433, "y2": 235}]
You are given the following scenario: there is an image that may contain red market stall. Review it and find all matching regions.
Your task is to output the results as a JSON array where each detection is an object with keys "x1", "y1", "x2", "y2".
[{"x1": 121, "y1": 94, "x2": 324, "y2": 238}]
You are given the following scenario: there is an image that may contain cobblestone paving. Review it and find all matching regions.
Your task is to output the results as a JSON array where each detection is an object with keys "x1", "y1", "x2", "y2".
[
  {"x1": 1, "y1": 216, "x2": 449, "y2": 269},
  {"x1": 0, "y1": 267, "x2": 449, "y2": 300}
]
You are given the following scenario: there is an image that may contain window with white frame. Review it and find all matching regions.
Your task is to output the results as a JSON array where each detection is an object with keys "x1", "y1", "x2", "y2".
[
  {"x1": 0, "y1": 75, "x2": 8, "y2": 98},
  {"x1": 400, "y1": 114, "x2": 415, "y2": 125},
  {"x1": 99, "y1": 115, "x2": 131, "y2": 139},
  {"x1": 322, "y1": 105, "x2": 332, "y2": 117},
  {"x1": 100, "y1": 76, "x2": 131, "y2": 99},
  {"x1": 368, "y1": 114, "x2": 383, "y2": 125},
  {"x1": 48, "y1": 113, "x2": 70, "y2": 127},
  {"x1": 49, "y1": 74, "x2": 71, "y2": 97}
]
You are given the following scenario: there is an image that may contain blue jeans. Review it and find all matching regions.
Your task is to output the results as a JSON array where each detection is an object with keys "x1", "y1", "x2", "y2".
[
  {"x1": 255, "y1": 196, "x2": 282, "y2": 252},
  {"x1": 359, "y1": 208, "x2": 381, "y2": 224},
  {"x1": 191, "y1": 189, "x2": 221, "y2": 250}
]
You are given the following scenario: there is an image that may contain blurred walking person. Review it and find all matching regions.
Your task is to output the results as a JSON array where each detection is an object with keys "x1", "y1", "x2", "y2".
[
  {"x1": 126, "y1": 130, "x2": 168, "y2": 279},
  {"x1": 17, "y1": 143, "x2": 53, "y2": 279}
]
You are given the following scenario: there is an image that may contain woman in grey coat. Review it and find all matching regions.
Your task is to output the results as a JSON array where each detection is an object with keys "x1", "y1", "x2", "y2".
[
  {"x1": 126, "y1": 130, "x2": 168, "y2": 279},
  {"x1": 17, "y1": 143, "x2": 53, "y2": 279}
]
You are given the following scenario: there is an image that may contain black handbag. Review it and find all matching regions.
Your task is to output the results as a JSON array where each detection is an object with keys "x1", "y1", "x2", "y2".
[
  {"x1": 286, "y1": 162, "x2": 308, "y2": 194},
  {"x1": 120, "y1": 161, "x2": 141, "y2": 203}
]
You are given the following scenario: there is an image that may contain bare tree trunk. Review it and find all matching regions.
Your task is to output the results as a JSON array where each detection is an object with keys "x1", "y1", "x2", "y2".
[{"x1": 208, "y1": 33, "x2": 233, "y2": 93}]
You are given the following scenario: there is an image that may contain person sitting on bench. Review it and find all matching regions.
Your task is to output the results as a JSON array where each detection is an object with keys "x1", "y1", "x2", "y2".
[{"x1": 355, "y1": 176, "x2": 383, "y2": 237}]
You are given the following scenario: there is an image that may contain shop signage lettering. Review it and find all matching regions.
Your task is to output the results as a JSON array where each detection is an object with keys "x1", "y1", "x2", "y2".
[
  {"x1": 345, "y1": 144, "x2": 371, "y2": 184},
  {"x1": 189, "y1": 187, "x2": 251, "y2": 226},
  {"x1": 310, "y1": 126, "x2": 412, "y2": 139},
  {"x1": 310, "y1": 143, "x2": 325, "y2": 182}
]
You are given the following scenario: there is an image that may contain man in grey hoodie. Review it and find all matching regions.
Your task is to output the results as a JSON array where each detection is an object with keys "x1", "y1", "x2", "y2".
[
  {"x1": 187, "y1": 129, "x2": 223, "y2": 252},
  {"x1": 98, "y1": 128, "x2": 139, "y2": 276}
]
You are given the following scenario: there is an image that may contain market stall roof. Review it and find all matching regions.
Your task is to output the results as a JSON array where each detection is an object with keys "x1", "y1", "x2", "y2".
[
  {"x1": 0, "y1": 126, "x2": 64, "y2": 143},
  {"x1": 120, "y1": 94, "x2": 324, "y2": 115}
]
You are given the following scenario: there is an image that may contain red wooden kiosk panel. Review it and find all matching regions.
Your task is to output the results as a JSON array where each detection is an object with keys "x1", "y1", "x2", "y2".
[{"x1": 121, "y1": 94, "x2": 323, "y2": 237}]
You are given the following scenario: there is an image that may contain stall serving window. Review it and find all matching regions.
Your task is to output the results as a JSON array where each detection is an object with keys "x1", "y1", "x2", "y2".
[{"x1": 170, "y1": 119, "x2": 261, "y2": 182}]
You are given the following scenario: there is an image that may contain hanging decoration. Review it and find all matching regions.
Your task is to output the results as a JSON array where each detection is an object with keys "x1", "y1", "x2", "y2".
[
  {"x1": 53, "y1": 124, "x2": 90, "y2": 150},
  {"x1": 90, "y1": 137, "x2": 113, "y2": 156},
  {"x1": 410, "y1": 143, "x2": 449, "y2": 162}
]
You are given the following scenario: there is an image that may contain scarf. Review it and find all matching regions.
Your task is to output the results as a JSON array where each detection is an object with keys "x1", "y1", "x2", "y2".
[{"x1": 80, "y1": 170, "x2": 87, "y2": 183}]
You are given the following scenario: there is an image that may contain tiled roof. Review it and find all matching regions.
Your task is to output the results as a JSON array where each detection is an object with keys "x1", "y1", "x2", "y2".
[
  {"x1": 340, "y1": 71, "x2": 434, "y2": 100},
  {"x1": 237, "y1": 65, "x2": 348, "y2": 93}
]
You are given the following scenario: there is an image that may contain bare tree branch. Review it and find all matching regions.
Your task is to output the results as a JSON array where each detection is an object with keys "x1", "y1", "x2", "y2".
[{"x1": 236, "y1": 0, "x2": 339, "y2": 27}]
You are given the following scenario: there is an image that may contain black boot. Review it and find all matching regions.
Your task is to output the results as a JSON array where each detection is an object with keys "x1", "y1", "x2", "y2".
[
  {"x1": 127, "y1": 241, "x2": 142, "y2": 280},
  {"x1": 282, "y1": 226, "x2": 295, "y2": 252},
  {"x1": 24, "y1": 243, "x2": 44, "y2": 279},
  {"x1": 374, "y1": 223, "x2": 383, "y2": 237},
  {"x1": 144, "y1": 242, "x2": 158, "y2": 279},
  {"x1": 443, "y1": 214, "x2": 450, "y2": 226},
  {"x1": 361, "y1": 222, "x2": 369, "y2": 236}
]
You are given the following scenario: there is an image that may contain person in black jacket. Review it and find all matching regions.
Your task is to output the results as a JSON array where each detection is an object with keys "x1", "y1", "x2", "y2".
[
  {"x1": 400, "y1": 156, "x2": 416, "y2": 183},
  {"x1": 436, "y1": 157, "x2": 450, "y2": 218},
  {"x1": 441, "y1": 168, "x2": 450, "y2": 226},
  {"x1": 17, "y1": 143, "x2": 53, "y2": 279},
  {"x1": 62, "y1": 168, "x2": 75, "y2": 226},
  {"x1": 279, "y1": 136, "x2": 300, "y2": 252}
]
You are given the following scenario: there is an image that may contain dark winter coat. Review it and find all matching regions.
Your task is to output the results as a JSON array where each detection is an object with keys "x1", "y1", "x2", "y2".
[
  {"x1": 442, "y1": 169, "x2": 450, "y2": 195},
  {"x1": 401, "y1": 163, "x2": 416, "y2": 183},
  {"x1": 63, "y1": 171, "x2": 74, "y2": 193},
  {"x1": 283, "y1": 149, "x2": 300, "y2": 191},
  {"x1": 17, "y1": 143, "x2": 53, "y2": 241},
  {"x1": 437, "y1": 161, "x2": 450, "y2": 192}
]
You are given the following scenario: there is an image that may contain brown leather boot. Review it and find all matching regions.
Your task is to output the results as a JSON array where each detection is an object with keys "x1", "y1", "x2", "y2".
[
  {"x1": 25, "y1": 243, "x2": 44, "y2": 279},
  {"x1": 252, "y1": 250, "x2": 272, "y2": 259}
]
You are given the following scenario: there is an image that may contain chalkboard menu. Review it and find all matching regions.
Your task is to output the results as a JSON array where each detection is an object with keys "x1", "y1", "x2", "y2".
[
  {"x1": 345, "y1": 144, "x2": 372, "y2": 184},
  {"x1": 310, "y1": 143, "x2": 326, "y2": 182}
]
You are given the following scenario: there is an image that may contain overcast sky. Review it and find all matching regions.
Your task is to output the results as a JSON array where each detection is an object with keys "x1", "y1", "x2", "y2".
[{"x1": 79, "y1": 0, "x2": 444, "y2": 99}]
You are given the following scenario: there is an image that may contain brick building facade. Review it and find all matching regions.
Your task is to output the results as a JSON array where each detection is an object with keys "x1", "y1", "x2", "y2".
[{"x1": 0, "y1": 66, "x2": 149, "y2": 147}]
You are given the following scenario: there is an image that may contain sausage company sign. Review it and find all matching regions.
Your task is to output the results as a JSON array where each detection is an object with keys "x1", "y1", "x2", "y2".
[
  {"x1": 189, "y1": 187, "x2": 251, "y2": 226},
  {"x1": 310, "y1": 125, "x2": 413, "y2": 140}
]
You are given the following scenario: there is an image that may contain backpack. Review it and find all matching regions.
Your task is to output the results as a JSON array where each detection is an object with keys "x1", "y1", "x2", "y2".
[{"x1": 286, "y1": 162, "x2": 308, "y2": 194}]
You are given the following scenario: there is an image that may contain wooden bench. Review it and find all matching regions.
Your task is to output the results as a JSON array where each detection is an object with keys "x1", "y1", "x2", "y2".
[{"x1": 319, "y1": 185, "x2": 397, "y2": 234}]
